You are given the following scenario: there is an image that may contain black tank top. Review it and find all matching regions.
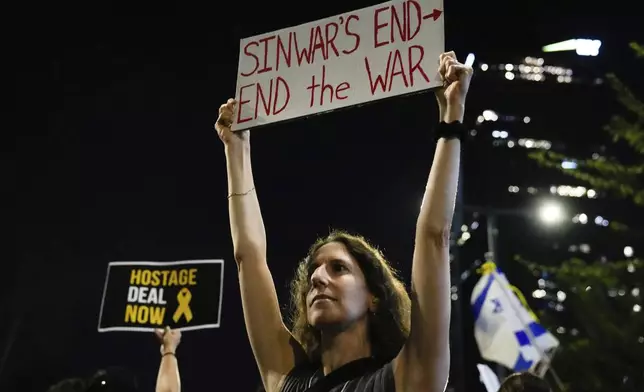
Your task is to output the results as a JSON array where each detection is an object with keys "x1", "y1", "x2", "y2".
[{"x1": 279, "y1": 358, "x2": 395, "y2": 392}]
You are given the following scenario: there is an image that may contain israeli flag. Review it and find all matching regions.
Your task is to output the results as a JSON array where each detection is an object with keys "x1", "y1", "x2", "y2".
[{"x1": 470, "y1": 262, "x2": 559, "y2": 372}]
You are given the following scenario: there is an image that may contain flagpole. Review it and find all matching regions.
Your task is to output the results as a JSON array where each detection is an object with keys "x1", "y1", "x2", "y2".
[
  {"x1": 485, "y1": 213, "x2": 507, "y2": 382},
  {"x1": 544, "y1": 349, "x2": 566, "y2": 392}
]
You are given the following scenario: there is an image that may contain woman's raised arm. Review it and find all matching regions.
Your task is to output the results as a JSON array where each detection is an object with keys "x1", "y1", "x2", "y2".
[
  {"x1": 394, "y1": 52, "x2": 473, "y2": 392},
  {"x1": 155, "y1": 327, "x2": 182, "y2": 392},
  {"x1": 216, "y1": 99, "x2": 300, "y2": 392}
]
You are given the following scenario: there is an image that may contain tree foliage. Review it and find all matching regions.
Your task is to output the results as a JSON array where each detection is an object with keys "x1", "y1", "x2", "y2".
[
  {"x1": 517, "y1": 256, "x2": 644, "y2": 391},
  {"x1": 529, "y1": 42, "x2": 644, "y2": 206},
  {"x1": 519, "y1": 43, "x2": 644, "y2": 391}
]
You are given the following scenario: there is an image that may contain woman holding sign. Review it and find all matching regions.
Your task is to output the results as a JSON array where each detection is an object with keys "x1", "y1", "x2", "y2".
[{"x1": 216, "y1": 51, "x2": 472, "y2": 392}]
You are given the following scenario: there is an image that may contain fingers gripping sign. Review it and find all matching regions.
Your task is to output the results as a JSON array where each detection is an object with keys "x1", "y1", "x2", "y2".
[
  {"x1": 155, "y1": 326, "x2": 182, "y2": 355},
  {"x1": 436, "y1": 51, "x2": 473, "y2": 108},
  {"x1": 215, "y1": 98, "x2": 249, "y2": 146},
  {"x1": 216, "y1": 99, "x2": 236, "y2": 131}
]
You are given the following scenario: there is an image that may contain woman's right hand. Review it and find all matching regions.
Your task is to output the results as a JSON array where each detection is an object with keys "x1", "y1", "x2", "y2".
[
  {"x1": 215, "y1": 98, "x2": 249, "y2": 149},
  {"x1": 155, "y1": 326, "x2": 182, "y2": 355}
]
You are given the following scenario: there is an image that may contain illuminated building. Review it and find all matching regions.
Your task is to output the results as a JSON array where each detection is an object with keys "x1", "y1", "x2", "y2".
[
  {"x1": 451, "y1": 51, "x2": 641, "y2": 390},
  {"x1": 459, "y1": 52, "x2": 635, "y2": 265}
]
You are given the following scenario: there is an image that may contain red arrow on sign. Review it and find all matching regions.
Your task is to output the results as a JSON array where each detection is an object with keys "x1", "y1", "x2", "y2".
[{"x1": 423, "y1": 8, "x2": 442, "y2": 21}]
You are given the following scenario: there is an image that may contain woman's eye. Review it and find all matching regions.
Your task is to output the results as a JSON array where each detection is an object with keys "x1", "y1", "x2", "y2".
[{"x1": 333, "y1": 263, "x2": 347, "y2": 272}]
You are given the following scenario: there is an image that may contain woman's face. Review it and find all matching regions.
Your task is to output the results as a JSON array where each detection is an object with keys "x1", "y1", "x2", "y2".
[{"x1": 306, "y1": 241, "x2": 374, "y2": 328}]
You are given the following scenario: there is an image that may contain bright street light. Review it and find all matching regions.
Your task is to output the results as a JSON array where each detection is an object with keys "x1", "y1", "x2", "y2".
[
  {"x1": 538, "y1": 201, "x2": 565, "y2": 225},
  {"x1": 542, "y1": 39, "x2": 602, "y2": 57}
]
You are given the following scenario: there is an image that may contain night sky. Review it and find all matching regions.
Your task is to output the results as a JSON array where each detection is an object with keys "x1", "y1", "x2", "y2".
[{"x1": 8, "y1": 1, "x2": 642, "y2": 391}]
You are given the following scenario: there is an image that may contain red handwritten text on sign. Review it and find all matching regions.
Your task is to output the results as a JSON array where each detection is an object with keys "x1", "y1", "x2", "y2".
[{"x1": 233, "y1": 0, "x2": 444, "y2": 130}]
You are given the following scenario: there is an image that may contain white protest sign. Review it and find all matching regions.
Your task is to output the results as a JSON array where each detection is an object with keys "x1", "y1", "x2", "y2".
[{"x1": 232, "y1": 0, "x2": 444, "y2": 131}]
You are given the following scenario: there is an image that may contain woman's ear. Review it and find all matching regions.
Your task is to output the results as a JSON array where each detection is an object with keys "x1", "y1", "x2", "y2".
[{"x1": 369, "y1": 297, "x2": 380, "y2": 313}]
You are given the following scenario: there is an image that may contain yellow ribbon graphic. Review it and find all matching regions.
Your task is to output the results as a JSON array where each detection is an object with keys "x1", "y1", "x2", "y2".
[{"x1": 172, "y1": 287, "x2": 194, "y2": 323}]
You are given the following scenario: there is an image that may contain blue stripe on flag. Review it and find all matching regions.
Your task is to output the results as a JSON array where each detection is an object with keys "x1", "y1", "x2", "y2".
[
  {"x1": 472, "y1": 274, "x2": 494, "y2": 320},
  {"x1": 515, "y1": 330, "x2": 530, "y2": 346},
  {"x1": 512, "y1": 353, "x2": 534, "y2": 372},
  {"x1": 528, "y1": 321, "x2": 547, "y2": 338}
]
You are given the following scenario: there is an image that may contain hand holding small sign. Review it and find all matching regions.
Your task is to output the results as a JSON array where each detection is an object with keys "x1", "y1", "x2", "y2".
[{"x1": 155, "y1": 326, "x2": 182, "y2": 355}]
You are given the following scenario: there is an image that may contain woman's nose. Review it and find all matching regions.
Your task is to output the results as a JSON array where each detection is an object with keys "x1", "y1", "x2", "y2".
[{"x1": 310, "y1": 265, "x2": 329, "y2": 288}]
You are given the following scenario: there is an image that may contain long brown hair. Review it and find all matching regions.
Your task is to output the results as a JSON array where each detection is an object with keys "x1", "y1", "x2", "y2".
[{"x1": 289, "y1": 230, "x2": 411, "y2": 363}]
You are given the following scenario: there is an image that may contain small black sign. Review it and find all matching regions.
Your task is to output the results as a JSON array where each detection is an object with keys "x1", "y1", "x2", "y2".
[{"x1": 98, "y1": 260, "x2": 224, "y2": 332}]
